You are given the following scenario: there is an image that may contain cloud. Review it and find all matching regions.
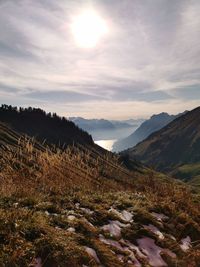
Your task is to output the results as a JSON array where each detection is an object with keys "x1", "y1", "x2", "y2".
[
  {"x1": 24, "y1": 89, "x2": 106, "y2": 103},
  {"x1": 110, "y1": 88, "x2": 173, "y2": 102},
  {"x1": 172, "y1": 85, "x2": 200, "y2": 100},
  {"x1": 0, "y1": 0, "x2": 199, "y2": 118},
  {"x1": 0, "y1": 82, "x2": 20, "y2": 93}
]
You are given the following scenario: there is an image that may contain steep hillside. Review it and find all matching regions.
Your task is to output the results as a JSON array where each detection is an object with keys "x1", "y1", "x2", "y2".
[
  {"x1": 124, "y1": 107, "x2": 200, "y2": 176},
  {"x1": 0, "y1": 122, "x2": 45, "y2": 151},
  {"x1": 0, "y1": 105, "x2": 93, "y2": 148},
  {"x1": 0, "y1": 116, "x2": 200, "y2": 266},
  {"x1": 113, "y1": 112, "x2": 184, "y2": 152},
  {"x1": 0, "y1": 121, "x2": 21, "y2": 148}
]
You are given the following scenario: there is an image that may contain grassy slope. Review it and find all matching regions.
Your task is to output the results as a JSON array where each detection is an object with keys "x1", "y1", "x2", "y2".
[
  {"x1": 0, "y1": 122, "x2": 21, "y2": 147},
  {"x1": 0, "y1": 124, "x2": 200, "y2": 266},
  {"x1": 171, "y1": 163, "x2": 200, "y2": 191},
  {"x1": 124, "y1": 107, "x2": 200, "y2": 192}
]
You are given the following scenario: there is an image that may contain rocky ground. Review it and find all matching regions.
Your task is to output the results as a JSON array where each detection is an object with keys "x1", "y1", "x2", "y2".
[{"x1": 1, "y1": 189, "x2": 199, "y2": 267}]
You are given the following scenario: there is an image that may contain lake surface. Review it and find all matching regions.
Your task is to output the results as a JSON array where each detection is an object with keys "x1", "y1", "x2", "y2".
[
  {"x1": 90, "y1": 126, "x2": 137, "y2": 140},
  {"x1": 95, "y1": 139, "x2": 116, "y2": 151},
  {"x1": 92, "y1": 125, "x2": 140, "y2": 151}
]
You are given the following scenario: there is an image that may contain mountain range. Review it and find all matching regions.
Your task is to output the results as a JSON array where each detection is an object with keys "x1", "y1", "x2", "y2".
[
  {"x1": 69, "y1": 117, "x2": 144, "y2": 143},
  {"x1": 112, "y1": 112, "x2": 186, "y2": 152},
  {"x1": 69, "y1": 117, "x2": 143, "y2": 132}
]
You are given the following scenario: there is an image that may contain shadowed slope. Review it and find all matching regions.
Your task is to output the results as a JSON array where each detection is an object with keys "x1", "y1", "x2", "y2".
[
  {"x1": 113, "y1": 112, "x2": 184, "y2": 152},
  {"x1": 124, "y1": 107, "x2": 200, "y2": 174},
  {"x1": 0, "y1": 105, "x2": 93, "y2": 148}
]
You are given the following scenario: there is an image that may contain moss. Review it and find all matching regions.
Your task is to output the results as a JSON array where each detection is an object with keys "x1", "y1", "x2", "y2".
[
  {"x1": 91, "y1": 239, "x2": 122, "y2": 267},
  {"x1": 49, "y1": 216, "x2": 69, "y2": 229},
  {"x1": 24, "y1": 226, "x2": 44, "y2": 242},
  {"x1": 122, "y1": 224, "x2": 158, "y2": 243},
  {"x1": 76, "y1": 218, "x2": 98, "y2": 237},
  {"x1": 34, "y1": 233, "x2": 86, "y2": 267},
  {"x1": 91, "y1": 209, "x2": 113, "y2": 226},
  {"x1": 161, "y1": 252, "x2": 178, "y2": 267},
  {"x1": 20, "y1": 197, "x2": 38, "y2": 208},
  {"x1": 35, "y1": 202, "x2": 61, "y2": 214},
  {"x1": 133, "y1": 208, "x2": 161, "y2": 227}
]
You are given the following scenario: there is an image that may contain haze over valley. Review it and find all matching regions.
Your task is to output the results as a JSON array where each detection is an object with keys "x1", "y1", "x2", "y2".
[{"x1": 69, "y1": 117, "x2": 144, "y2": 150}]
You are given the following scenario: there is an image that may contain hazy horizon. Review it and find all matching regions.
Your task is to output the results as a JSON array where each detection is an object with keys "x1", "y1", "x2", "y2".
[
  {"x1": 0, "y1": 102, "x2": 194, "y2": 121},
  {"x1": 0, "y1": 0, "x2": 200, "y2": 119}
]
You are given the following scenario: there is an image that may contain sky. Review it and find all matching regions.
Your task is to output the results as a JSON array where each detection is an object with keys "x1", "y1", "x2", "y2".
[{"x1": 0, "y1": 0, "x2": 200, "y2": 119}]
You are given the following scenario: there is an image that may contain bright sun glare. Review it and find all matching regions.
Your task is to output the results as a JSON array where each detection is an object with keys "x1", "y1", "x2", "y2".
[{"x1": 71, "y1": 10, "x2": 108, "y2": 48}]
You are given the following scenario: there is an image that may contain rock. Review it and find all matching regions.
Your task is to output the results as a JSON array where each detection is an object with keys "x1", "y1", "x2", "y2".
[
  {"x1": 180, "y1": 236, "x2": 192, "y2": 252},
  {"x1": 80, "y1": 207, "x2": 94, "y2": 215},
  {"x1": 151, "y1": 212, "x2": 169, "y2": 222},
  {"x1": 137, "y1": 237, "x2": 175, "y2": 267},
  {"x1": 143, "y1": 224, "x2": 164, "y2": 240},
  {"x1": 67, "y1": 215, "x2": 76, "y2": 221},
  {"x1": 67, "y1": 227, "x2": 76, "y2": 233},
  {"x1": 109, "y1": 207, "x2": 133, "y2": 222},
  {"x1": 85, "y1": 246, "x2": 101, "y2": 264},
  {"x1": 101, "y1": 220, "x2": 130, "y2": 238},
  {"x1": 34, "y1": 257, "x2": 42, "y2": 267}
]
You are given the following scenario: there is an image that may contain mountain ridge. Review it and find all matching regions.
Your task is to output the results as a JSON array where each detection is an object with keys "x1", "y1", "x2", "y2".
[
  {"x1": 69, "y1": 117, "x2": 141, "y2": 132},
  {"x1": 113, "y1": 112, "x2": 186, "y2": 152},
  {"x1": 0, "y1": 104, "x2": 93, "y2": 148},
  {"x1": 123, "y1": 106, "x2": 200, "y2": 175}
]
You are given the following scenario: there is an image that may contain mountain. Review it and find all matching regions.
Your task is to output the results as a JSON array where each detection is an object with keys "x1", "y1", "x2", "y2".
[
  {"x1": 69, "y1": 117, "x2": 116, "y2": 131},
  {"x1": 69, "y1": 117, "x2": 137, "y2": 132},
  {"x1": 120, "y1": 118, "x2": 145, "y2": 125},
  {"x1": 110, "y1": 119, "x2": 145, "y2": 128},
  {"x1": 113, "y1": 112, "x2": 184, "y2": 152},
  {"x1": 123, "y1": 107, "x2": 200, "y2": 178},
  {"x1": 69, "y1": 117, "x2": 143, "y2": 145},
  {"x1": 0, "y1": 105, "x2": 93, "y2": 148}
]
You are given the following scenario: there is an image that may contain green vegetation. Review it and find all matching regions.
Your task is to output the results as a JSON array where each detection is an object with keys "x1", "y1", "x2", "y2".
[
  {"x1": 124, "y1": 107, "x2": 200, "y2": 194},
  {"x1": 172, "y1": 163, "x2": 200, "y2": 191},
  {"x1": 174, "y1": 163, "x2": 200, "y2": 180}
]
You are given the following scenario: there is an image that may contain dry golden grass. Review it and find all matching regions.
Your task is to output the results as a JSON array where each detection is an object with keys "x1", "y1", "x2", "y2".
[
  {"x1": 0, "y1": 137, "x2": 134, "y2": 200},
  {"x1": 0, "y1": 138, "x2": 200, "y2": 266}
]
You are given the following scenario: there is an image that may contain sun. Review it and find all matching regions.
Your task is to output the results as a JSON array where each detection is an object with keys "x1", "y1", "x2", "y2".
[{"x1": 71, "y1": 10, "x2": 108, "y2": 48}]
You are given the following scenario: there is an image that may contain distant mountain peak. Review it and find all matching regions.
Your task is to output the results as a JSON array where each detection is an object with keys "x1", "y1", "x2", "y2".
[
  {"x1": 112, "y1": 111, "x2": 183, "y2": 152},
  {"x1": 150, "y1": 112, "x2": 170, "y2": 119}
]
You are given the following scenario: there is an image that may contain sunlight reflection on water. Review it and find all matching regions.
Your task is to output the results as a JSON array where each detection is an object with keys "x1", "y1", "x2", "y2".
[{"x1": 95, "y1": 139, "x2": 116, "y2": 151}]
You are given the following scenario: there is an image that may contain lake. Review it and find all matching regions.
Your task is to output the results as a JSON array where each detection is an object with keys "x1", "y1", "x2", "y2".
[{"x1": 95, "y1": 139, "x2": 116, "y2": 151}]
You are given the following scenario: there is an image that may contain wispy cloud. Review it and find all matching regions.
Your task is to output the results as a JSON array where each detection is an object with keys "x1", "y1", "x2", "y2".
[
  {"x1": 0, "y1": 0, "x2": 200, "y2": 118},
  {"x1": 172, "y1": 85, "x2": 200, "y2": 100},
  {"x1": 24, "y1": 89, "x2": 106, "y2": 103}
]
